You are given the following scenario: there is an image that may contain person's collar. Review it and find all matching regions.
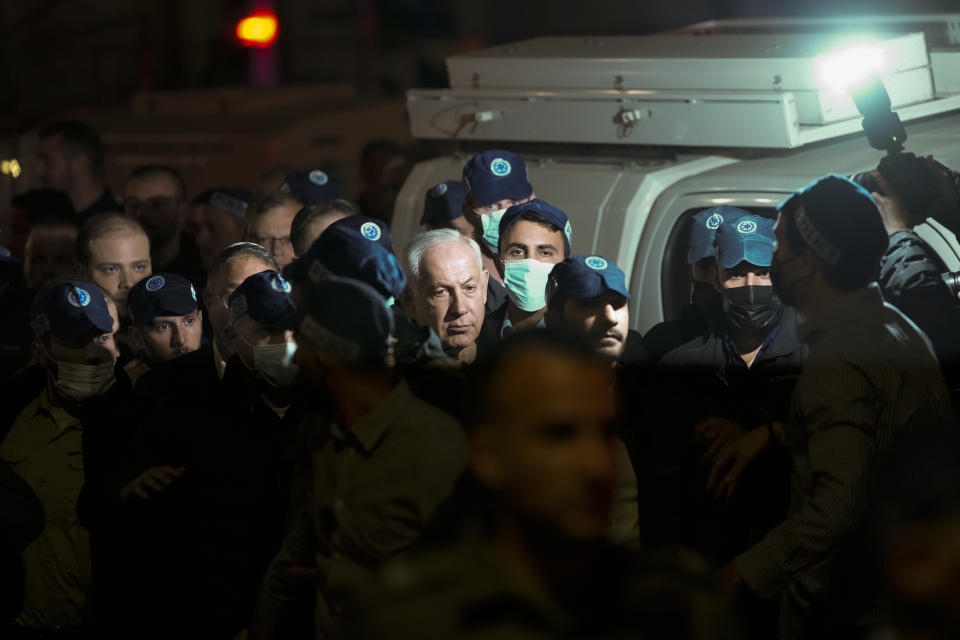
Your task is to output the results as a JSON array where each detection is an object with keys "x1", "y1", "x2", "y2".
[
  {"x1": 501, "y1": 309, "x2": 546, "y2": 339},
  {"x1": 38, "y1": 388, "x2": 83, "y2": 434},
  {"x1": 721, "y1": 321, "x2": 781, "y2": 365},
  {"x1": 797, "y1": 284, "x2": 883, "y2": 343},
  {"x1": 333, "y1": 380, "x2": 411, "y2": 454}
]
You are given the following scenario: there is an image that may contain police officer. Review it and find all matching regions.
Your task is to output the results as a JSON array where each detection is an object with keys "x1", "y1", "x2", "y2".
[
  {"x1": 643, "y1": 205, "x2": 734, "y2": 363},
  {"x1": 126, "y1": 273, "x2": 203, "y2": 372},
  {"x1": 280, "y1": 169, "x2": 342, "y2": 205},
  {"x1": 1, "y1": 281, "x2": 119, "y2": 635},
  {"x1": 543, "y1": 255, "x2": 644, "y2": 545},
  {"x1": 341, "y1": 330, "x2": 737, "y2": 640},
  {"x1": 483, "y1": 199, "x2": 573, "y2": 339},
  {"x1": 421, "y1": 180, "x2": 475, "y2": 240},
  {"x1": 113, "y1": 269, "x2": 298, "y2": 638},
  {"x1": 254, "y1": 277, "x2": 468, "y2": 639}
]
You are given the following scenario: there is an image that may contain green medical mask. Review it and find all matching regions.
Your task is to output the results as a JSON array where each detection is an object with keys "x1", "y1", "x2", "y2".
[{"x1": 503, "y1": 259, "x2": 555, "y2": 312}]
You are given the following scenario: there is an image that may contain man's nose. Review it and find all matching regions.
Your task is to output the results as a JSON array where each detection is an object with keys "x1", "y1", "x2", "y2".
[{"x1": 169, "y1": 325, "x2": 183, "y2": 347}]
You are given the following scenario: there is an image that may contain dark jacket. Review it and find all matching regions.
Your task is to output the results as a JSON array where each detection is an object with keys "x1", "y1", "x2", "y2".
[
  {"x1": 632, "y1": 306, "x2": 806, "y2": 563},
  {"x1": 879, "y1": 229, "x2": 960, "y2": 366},
  {"x1": 642, "y1": 302, "x2": 712, "y2": 365}
]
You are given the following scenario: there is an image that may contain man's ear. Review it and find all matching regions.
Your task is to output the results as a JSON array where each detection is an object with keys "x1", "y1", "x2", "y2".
[{"x1": 479, "y1": 269, "x2": 489, "y2": 306}]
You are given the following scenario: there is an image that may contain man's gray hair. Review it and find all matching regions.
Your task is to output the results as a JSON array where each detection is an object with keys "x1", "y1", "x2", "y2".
[
  {"x1": 404, "y1": 229, "x2": 483, "y2": 281},
  {"x1": 206, "y1": 242, "x2": 278, "y2": 285}
]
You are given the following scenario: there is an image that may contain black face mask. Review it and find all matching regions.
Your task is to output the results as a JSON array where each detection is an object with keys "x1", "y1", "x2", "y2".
[
  {"x1": 692, "y1": 281, "x2": 724, "y2": 324},
  {"x1": 722, "y1": 285, "x2": 783, "y2": 340}
]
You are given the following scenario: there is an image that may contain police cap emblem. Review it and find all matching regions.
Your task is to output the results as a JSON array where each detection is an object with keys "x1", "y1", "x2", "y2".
[
  {"x1": 706, "y1": 213, "x2": 724, "y2": 230},
  {"x1": 490, "y1": 158, "x2": 512, "y2": 177},
  {"x1": 585, "y1": 256, "x2": 608, "y2": 270},
  {"x1": 360, "y1": 222, "x2": 382, "y2": 241},
  {"x1": 145, "y1": 275, "x2": 166, "y2": 292},
  {"x1": 737, "y1": 220, "x2": 758, "y2": 234},
  {"x1": 309, "y1": 170, "x2": 329, "y2": 186},
  {"x1": 431, "y1": 183, "x2": 448, "y2": 198},
  {"x1": 271, "y1": 274, "x2": 292, "y2": 294},
  {"x1": 67, "y1": 287, "x2": 91, "y2": 308}
]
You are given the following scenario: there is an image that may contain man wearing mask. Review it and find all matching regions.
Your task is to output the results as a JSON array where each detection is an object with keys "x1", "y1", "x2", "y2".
[
  {"x1": 123, "y1": 165, "x2": 204, "y2": 286},
  {"x1": 484, "y1": 199, "x2": 572, "y2": 339},
  {"x1": 0, "y1": 281, "x2": 119, "y2": 635},
  {"x1": 543, "y1": 255, "x2": 644, "y2": 545},
  {"x1": 725, "y1": 175, "x2": 954, "y2": 638},
  {"x1": 462, "y1": 150, "x2": 535, "y2": 310},
  {"x1": 647, "y1": 216, "x2": 802, "y2": 593},
  {"x1": 404, "y1": 229, "x2": 488, "y2": 365},
  {"x1": 110, "y1": 270, "x2": 298, "y2": 638},
  {"x1": 254, "y1": 276, "x2": 467, "y2": 639},
  {"x1": 643, "y1": 206, "x2": 732, "y2": 363}
]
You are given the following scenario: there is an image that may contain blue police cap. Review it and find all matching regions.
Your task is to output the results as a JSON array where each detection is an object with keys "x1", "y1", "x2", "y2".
[
  {"x1": 0, "y1": 245, "x2": 19, "y2": 265},
  {"x1": 291, "y1": 276, "x2": 395, "y2": 365},
  {"x1": 209, "y1": 187, "x2": 253, "y2": 219},
  {"x1": 30, "y1": 281, "x2": 114, "y2": 348},
  {"x1": 421, "y1": 180, "x2": 466, "y2": 226},
  {"x1": 286, "y1": 225, "x2": 406, "y2": 303},
  {"x1": 281, "y1": 170, "x2": 342, "y2": 204},
  {"x1": 328, "y1": 214, "x2": 394, "y2": 254},
  {"x1": 548, "y1": 255, "x2": 630, "y2": 306},
  {"x1": 687, "y1": 205, "x2": 749, "y2": 264},
  {"x1": 778, "y1": 174, "x2": 887, "y2": 269},
  {"x1": 228, "y1": 270, "x2": 296, "y2": 329},
  {"x1": 462, "y1": 150, "x2": 534, "y2": 207},
  {"x1": 714, "y1": 214, "x2": 777, "y2": 270},
  {"x1": 128, "y1": 273, "x2": 198, "y2": 326},
  {"x1": 498, "y1": 199, "x2": 573, "y2": 250}
]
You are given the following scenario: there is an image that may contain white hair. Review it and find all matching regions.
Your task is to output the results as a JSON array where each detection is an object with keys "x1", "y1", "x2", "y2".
[{"x1": 404, "y1": 229, "x2": 483, "y2": 281}]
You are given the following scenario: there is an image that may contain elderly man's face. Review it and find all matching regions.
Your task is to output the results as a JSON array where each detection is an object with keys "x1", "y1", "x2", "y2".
[
  {"x1": 247, "y1": 203, "x2": 300, "y2": 269},
  {"x1": 203, "y1": 256, "x2": 274, "y2": 352},
  {"x1": 412, "y1": 241, "x2": 488, "y2": 352}
]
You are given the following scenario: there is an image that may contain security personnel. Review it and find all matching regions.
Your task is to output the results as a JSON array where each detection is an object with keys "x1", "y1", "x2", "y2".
[
  {"x1": 643, "y1": 205, "x2": 736, "y2": 363},
  {"x1": 111, "y1": 270, "x2": 298, "y2": 638},
  {"x1": 340, "y1": 330, "x2": 737, "y2": 640},
  {"x1": 461, "y1": 150, "x2": 535, "y2": 310},
  {"x1": 254, "y1": 277, "x2": 468, "y2": 639},
  {"x1": 544, "y1": 255, "x2": 644, "y2": 546},
  {"x1": 1, "y1": 281, "x2": 120, "y2": 634},
  {"x1": 482, "y1": 199, "x2": 573, "y2": 340},
  {"x1": 281, "y1": 169, "x2": 343, "y2": 204},
  {"x1": 421, "y1": 180, "x2": 473, "y2": 237},
  {"x1": 646, "y1": 215, "x2": 803, "y2": 558}
]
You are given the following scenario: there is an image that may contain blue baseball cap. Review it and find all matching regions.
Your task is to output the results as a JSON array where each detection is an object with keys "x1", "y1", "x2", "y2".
[
  {"x1": 548, "y1": 255, "x2": 630, "y2": 307},
  {"x1": 421, "y1": 180, "x2": 466, "y2": 226},
  {"x1": 128, "y1": 273, "x2": 198, "y2": 326},
  {"x1": 281, "y1": 169, "x2": 342, "y2": 204},
  {"x1": 687, "y1": 205, "x2": 749, "y2": 264},
  {"x1": 30, "y1": 281, "x2": 114, "y2": 348},
  {"x1": 291, "y1": 276, "x2": 395, "y2": 365},
  {"x1": 462, "y1": 150, "x2": 534, "y2": 207},
  {"x1": 285, "y1": 225, "x2": 406, "y2": 303},
  {"x1": 209, "y1": 187, "x2": 253, "y2": 219},
  {"x1": 714, "y1": 214, "x2": 777, "y2": 270},
  {"x1": 498, "y1": 199, "x2": 573, "y2": 250},
  {"x1": 228, "y1": 270, "x2": 296, "y2": 330},
  {"x1": 0, "y1": 245, "x2": 19, "y2": 265},
  {"x1": 328, "y1": 214, "x2": 394, "y2": 254}
]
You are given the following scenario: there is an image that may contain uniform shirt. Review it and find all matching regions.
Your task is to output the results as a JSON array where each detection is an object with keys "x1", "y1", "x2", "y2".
[
  {"x1": 735, "y1": 285, "x2": 954, "y2": 634},
  {"x1": 0, "y1": 391, "x2": 90, "y2": 629},
  {"x1": 257, "y1": 380, "x2": 468, "y2": 637}
]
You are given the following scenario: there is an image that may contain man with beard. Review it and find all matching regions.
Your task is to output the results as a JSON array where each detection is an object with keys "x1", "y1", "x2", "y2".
[
  {"x1": 37, "y1": 121, "x2": 118, "y2": 221},
  {"x1": 643, "y1": 206, "x2": 734, "y2": 363},
  {"x1": 123, "y1": 166, "x2": 204, "y2": 286},
  {"x1": 639, "y1": 214, "x2": 802, "y2": 636}
]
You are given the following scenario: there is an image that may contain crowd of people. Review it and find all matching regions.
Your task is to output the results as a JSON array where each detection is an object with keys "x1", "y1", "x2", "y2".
[{"x1": 2, "y1": 120, "x2": 960, "y2": 640}]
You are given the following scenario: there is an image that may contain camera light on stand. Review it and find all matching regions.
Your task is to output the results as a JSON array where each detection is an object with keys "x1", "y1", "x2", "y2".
[{"x1": 815, "y1": 43, "x2": 887, "y2": 93}]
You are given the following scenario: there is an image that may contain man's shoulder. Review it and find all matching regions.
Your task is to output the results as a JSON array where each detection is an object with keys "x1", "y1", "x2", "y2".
[{"x1": 657, "y1": 331, "x2": 722, "y2": 368}]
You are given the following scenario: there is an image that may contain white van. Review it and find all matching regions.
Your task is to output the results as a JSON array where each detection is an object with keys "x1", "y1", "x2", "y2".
[{"x1": 391, "y1": 16, "x2": 960, "y2": 333}]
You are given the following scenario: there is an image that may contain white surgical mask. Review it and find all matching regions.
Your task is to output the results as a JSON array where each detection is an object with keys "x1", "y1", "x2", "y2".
[
  {"x1": 503, "y1": 259, "x2": 555, "y2": 312},
  {"x1": 479, "y1": 208, "x2": 508, "y2": 253},
  {"x1": 52, "y1": 360, "x2": 117, "y2": 402},
  {"x1": 253, "y1": 341, "x2": 300, "y2": 387}
]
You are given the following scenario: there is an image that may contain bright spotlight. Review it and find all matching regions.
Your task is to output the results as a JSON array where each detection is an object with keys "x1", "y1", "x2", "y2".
[
  {"x1": 236, "y1": 10, "x2": 278, "y2": 48},
  {"x1": 815, "y1": 43, "x2": 887, "y2": 92}
]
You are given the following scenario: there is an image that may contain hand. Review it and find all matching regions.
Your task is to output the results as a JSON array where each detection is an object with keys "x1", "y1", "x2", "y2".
[
  {"x1": 120, "y1": 465, "x2": 186, "y2": 502},
  {"x1": 695, "y1": 417, "x2": 747, "y2": 461},
  {"x1": 706, "y1": 426, "x2": 770, "y2": 498},
  {"x1": 870, "y1": 171, "x2": 916, "y2": 234}
]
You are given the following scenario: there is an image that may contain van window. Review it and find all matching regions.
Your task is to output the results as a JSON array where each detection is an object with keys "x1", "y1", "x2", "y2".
[{"x1": 660, "y1": 206, "x2": 777, "y2": 323}]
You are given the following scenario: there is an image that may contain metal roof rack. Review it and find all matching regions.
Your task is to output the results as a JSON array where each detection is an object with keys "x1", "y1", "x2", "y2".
[{"x1": 406, "y1": 16, "x2": 960, "y2": 150}]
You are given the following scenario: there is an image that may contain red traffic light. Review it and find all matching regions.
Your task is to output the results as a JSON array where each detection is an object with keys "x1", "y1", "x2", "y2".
[{"x1": 236, "y1": 10, "x2": 278, "y2": 48}]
